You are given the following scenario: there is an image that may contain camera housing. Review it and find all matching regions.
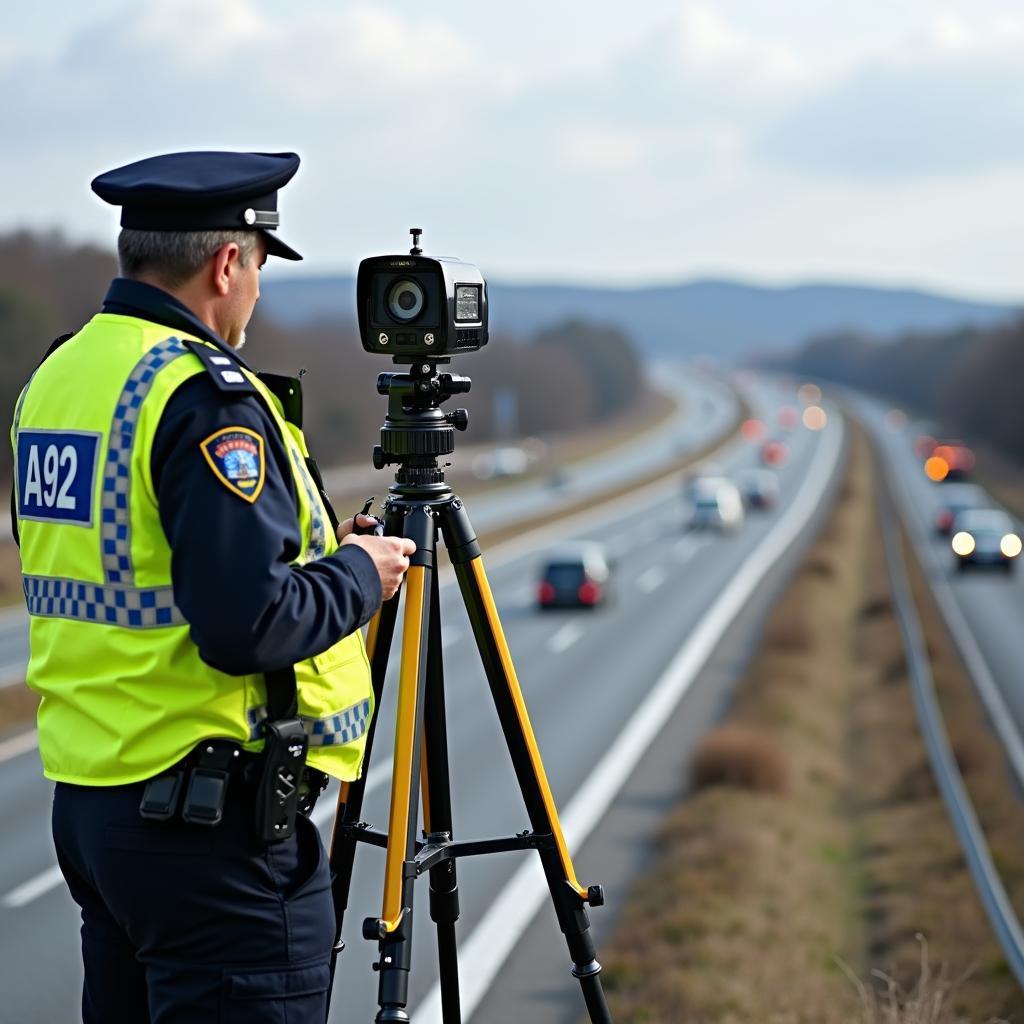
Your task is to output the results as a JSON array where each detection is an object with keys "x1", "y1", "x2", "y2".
[{"x1": 357, "y1": 243, "x2": 488, "y2": 362}]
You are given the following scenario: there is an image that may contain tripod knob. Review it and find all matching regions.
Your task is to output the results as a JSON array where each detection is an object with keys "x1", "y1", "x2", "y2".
[
  {"x1": 447, "y1": 409, "x2": 469, "y2": 431},
  {"x1": 372, "y1": 445, "x2": 388, "y2": 470},
  {"x1": 587, "y1": 884, "x2": 605, "y2": 907},
  {"x1": 362, "y1": 916, "x2": 387, "y2": 941}
]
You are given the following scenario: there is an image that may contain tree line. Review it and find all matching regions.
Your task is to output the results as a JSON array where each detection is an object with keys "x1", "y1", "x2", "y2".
[
  {"x1": 0, "y1": 230, "x2": 647, "y2": 481},
  {"x1": 764, "y1": 318, "x2": 1024, "y2": 463}
]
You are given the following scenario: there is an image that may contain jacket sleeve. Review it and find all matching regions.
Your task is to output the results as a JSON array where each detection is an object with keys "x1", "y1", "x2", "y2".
[{"x1": 151, "y1": 374, "x2": 382, "y2": 676}]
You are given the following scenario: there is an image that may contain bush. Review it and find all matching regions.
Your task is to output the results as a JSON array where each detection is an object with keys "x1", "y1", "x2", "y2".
[{"x1": 690, "y1": 724, "x2": 789, "y2": 794}]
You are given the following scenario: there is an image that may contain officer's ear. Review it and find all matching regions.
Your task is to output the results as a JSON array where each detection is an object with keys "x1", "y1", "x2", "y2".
[{"x1": 210, "y1": 242, "x2": 243, "y2": 297}]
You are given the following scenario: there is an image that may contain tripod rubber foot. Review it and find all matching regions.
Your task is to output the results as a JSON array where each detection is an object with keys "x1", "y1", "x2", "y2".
[
  {"x1": 375, "y1": 1011, "x2": 411, "y2": 1023},
  {"x1": 363, "y1": 917, "x2": 387, "y2": 941},
  {"x1": 587, "y1": 884, "x2": 605, "y2": 907}
]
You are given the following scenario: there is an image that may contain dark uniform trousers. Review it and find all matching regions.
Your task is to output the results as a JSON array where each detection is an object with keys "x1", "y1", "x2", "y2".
[{"x1": 52, "y1": 773, "x2": 335, "y2": 1023}]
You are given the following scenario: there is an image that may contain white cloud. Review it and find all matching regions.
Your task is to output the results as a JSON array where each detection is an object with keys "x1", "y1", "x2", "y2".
[
  {"x1": 0, "y1": 0, "x2": 485, "y2": 143},
  {"x1": 559, "y1": 125, "x2": 650, "y2": 172},
  {"x1": 672, "y1": 3, "x2": 807, "y2": 91},
  {"x1": 3, "y1": 0, "x2": 1024, "y2": 298},
  {"x1": 760, "y1": 10, "x2": 1024, "y2": 179}
]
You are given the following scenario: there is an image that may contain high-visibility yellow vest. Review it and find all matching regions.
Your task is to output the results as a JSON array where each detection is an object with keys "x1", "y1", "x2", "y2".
[{"x1": 12, "y1": 313, "x2": 373, "y2": 785}]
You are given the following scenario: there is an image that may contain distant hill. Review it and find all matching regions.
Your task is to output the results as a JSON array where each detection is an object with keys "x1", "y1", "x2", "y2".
[{"x1": 260, "y1": 275, "x2": 1017, "y2": 360}]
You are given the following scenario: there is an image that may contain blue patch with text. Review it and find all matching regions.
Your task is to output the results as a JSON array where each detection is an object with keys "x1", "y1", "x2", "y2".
[{"x1": 17, "y1": 430, "x2": 100, "y2": 526}]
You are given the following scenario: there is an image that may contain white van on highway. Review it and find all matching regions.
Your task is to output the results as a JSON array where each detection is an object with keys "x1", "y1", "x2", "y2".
[{"x1": 686, "y1": 477, "x2": 744, "y2": 533}]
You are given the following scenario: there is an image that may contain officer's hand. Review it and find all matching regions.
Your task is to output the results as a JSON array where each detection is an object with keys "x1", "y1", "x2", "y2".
[
  {"x1": 341, "y1": 534, "x2": 417, "y2": 601},
  {"x1": 336, "y1": 514, "x2": 378, "y2": 541}
]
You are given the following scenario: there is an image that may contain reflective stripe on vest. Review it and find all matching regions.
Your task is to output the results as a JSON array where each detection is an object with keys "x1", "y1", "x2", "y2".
[
  {"x1": 288, "y1": 446, "x2": 327, "y2": 560},
  {"x1": 101, "y1": 337, "x2": 188, "y2": 585},
  {"x1": 247, "y1": 697, "x2": 372, "y2": 746},
  {"x1": 23, "y1": 574, "x2": 184, "y2": 628}
]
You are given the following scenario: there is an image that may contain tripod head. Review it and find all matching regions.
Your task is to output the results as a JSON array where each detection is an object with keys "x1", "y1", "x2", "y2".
[{"x1": 372, "y1": 360, "x2": 471, "y2": 492}]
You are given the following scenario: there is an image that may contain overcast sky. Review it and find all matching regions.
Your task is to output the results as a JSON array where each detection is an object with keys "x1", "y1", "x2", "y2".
[{"x1": 4, "y1": 0, "x2": 1024, "y2": 299}]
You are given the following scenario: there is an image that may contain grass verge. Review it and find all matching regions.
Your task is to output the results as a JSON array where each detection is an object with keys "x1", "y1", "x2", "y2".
[{"x1": 597, "y1": 422, "x2": 1022, "y2": 1022}]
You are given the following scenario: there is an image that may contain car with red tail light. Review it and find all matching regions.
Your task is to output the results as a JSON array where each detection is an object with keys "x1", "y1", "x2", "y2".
[{"x1": 537, "y1": 543, "x2": 611, "y2": 610}]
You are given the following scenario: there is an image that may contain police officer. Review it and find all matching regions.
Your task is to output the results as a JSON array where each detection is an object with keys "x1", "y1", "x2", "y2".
[{"x1": 11, "y1": 151, "x2": 415, "y2": 1023}]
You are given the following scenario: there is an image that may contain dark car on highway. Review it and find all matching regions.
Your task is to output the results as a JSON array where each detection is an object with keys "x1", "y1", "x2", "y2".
[
  {"x1": 951, "y1": 510, "x2": 1022, "y2": 572},
  {"x1": 735, "y1": 468, "x2": 779, "y2": 511},
  {"x1": 537, "y1": 543, "x2": 611, "y2": 609}
]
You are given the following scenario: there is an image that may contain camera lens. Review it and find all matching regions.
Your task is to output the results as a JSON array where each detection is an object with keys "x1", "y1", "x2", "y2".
[{"x1": 387, "y1": 279, "x2": 425, "y2": 322}]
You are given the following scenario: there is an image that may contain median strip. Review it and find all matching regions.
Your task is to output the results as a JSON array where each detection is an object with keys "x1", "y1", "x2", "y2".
[{"x1": 597, "y1": 422, "x2": 1022, "y2": 1022}]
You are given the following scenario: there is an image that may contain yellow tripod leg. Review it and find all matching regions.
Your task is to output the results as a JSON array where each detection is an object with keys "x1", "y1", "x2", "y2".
[
  {"x1": 380, "y1": 566, "x2": 428, "y2": 934},
  {"x1": 467, "y1": 557, "x2": 589, "y2": 901}
]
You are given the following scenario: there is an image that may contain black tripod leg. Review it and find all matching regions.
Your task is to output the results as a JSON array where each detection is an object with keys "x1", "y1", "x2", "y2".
[
  {"x1": 441, "y1": 500, "x2": 612, "y2": 1023},
  {"x1": 421, "y1": 567, "x2": 461, "y2": 1023},
  {"x1": 327, "y1": 504, "x2": 406, "y2": 1012},
  {"x1": 369, "y1": 507, "x2": 436, "y2": 1023}
]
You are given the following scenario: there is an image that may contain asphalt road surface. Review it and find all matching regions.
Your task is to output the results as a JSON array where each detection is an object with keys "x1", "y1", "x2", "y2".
[
  {"x1": 0, "y1": 365, "x2": 734, "y2": 690},
  {"x1": 321, "y1": 362, "x2": 737, "y2": 535},
  {"x1": 0, "y1": 374, "x2": 834, "y2": 1024},
  {"x1": 852, "y1": 394, "x2": 1024, "y2": 775}
]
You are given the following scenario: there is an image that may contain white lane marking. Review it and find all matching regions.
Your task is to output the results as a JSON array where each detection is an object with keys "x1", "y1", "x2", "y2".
[
  {"x1": 0, "y1": 729, "x2": 38, "y2": 765},
  {"x1": 546, "y1": 622, "x2": 585, "y2": 655},
  {"x1": 636, "y1": 566, "x2": 668, "y2": 594},
  {"x1": 673, "y1": 536, "x2": 708, "y2": 561},
  {"x1": 2, "y1": 864, "x2": 63, "y2": 909},
  {"x1": 411, "y1": 409, "x2": 844, "y2": 1023}
]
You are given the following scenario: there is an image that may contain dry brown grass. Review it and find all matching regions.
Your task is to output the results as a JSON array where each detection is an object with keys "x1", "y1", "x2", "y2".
[
  {"x1": 843, "y1": 936, "x2": 1007, "y2": 1024},
  {"x1": 690, "y1": 724, "x2": 789, "y2": 795},
  {"x1": 0, "y1": 682, "x2": 37, "y2": 737},
  {"x1": 597, "y1": 423, "x2": 1024, "y2": 1023},
  {"x1": 601, "y1": 424, "x2": 873, "y2": 1023}
]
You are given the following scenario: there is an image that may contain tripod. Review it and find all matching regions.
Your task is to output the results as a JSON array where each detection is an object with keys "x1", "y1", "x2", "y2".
[{"x1": 326, "y1": 361, "x2": 612, "y2": 1023}]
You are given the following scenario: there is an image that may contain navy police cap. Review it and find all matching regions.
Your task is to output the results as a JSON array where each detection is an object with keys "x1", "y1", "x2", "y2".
[{"x1": 91, "y1": 151, "x2": 303, "y2": 261}]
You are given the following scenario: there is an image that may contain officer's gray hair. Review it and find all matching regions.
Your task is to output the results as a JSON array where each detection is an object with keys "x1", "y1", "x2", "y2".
[{"x1": 117, "y1": 229, "x2": 260, "y2": 288}]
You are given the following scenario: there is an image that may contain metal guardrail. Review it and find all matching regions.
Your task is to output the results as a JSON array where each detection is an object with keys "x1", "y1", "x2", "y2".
[{"x1": 876, "y1": 465, "x2": 1024, "y2": 990}]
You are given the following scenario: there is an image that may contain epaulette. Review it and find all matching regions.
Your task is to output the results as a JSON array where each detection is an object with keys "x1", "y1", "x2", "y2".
[{"x1": 182, "y1": 337, "x2": 257, "y2": 395}]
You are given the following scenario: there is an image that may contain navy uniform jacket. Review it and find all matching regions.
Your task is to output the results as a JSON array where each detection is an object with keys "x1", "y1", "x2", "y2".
[{"x1": 95, "y1": 277, "x2": 382, "y2": 676}]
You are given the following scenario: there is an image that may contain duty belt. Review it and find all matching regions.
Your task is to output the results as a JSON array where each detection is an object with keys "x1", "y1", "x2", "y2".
[{"x1": 138, "y1": 738, "x2": 327, "y2": 831}]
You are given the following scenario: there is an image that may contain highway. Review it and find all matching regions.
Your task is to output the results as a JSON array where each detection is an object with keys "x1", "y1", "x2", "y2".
[
  {"x1": 0, "y1": 365, "x2": 735, "y2": 690},
  {"x1": 852, "y1": 395, "x2": 1024, "y2": 764},
  {"x1": 0, "y1": 372, "x2": 837, "y2": 1023},
  {"x1": 321, "y1": 362, "x2": 738, "y2": 534}
]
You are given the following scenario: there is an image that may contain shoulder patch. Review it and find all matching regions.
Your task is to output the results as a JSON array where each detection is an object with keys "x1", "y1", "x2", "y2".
[
  {"x1": 183, "y1": 338, "x2": 257, "y2": 394},
  {"x1": 200, "y1": 427, "x2": 266, "y2": 503}
]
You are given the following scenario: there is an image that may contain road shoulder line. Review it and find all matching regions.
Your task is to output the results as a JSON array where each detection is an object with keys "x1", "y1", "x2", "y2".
[{"x1": 411, "y1": 409, "x2": 845, "y2": 1022}]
